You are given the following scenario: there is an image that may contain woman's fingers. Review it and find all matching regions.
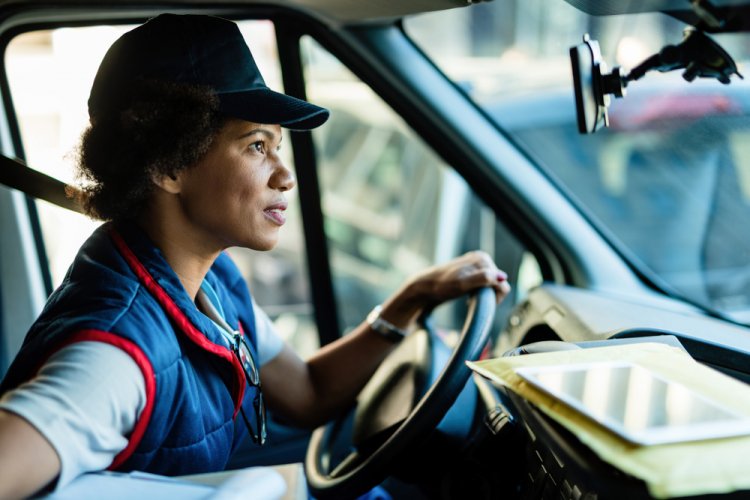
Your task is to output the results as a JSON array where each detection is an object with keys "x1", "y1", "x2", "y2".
[
  {"x1": 426, "y1": 251, "x2": 511, "y2": 304},
  {"x1": 464, "y1": 262, "x2": 511, "y2": 304},
  {"x1": 496, "y1": 277, "x2": 512, "y2": 304},
  {"x1": 381, "y1": 251, "x2": 512, "y2": 329}
]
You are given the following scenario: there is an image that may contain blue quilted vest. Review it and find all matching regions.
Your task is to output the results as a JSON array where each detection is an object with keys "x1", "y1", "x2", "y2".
[{"x1": 0, "y1": 221, "x2": 261, "y2": 475}]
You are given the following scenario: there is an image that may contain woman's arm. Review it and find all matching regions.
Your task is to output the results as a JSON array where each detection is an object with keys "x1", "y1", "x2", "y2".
[
  {"x1": 0, "y1": 341, "x2": 145, "y2": 498},
  {"x1": 261, "y1": 251, "x2": 510, "y2": 428},
  {"x1": 0, "y1": 409, "x2": 60, "y2": 499}
]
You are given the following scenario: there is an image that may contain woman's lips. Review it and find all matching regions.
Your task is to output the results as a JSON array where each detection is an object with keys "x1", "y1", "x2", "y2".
[{"x1": 264, "y1": 202, "x2": 287, "y2": 226}]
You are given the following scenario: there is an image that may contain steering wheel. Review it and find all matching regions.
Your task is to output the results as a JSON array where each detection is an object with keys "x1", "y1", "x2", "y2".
[{"x1": 305, "y1": 287, "x2": 496, "y2": 499}]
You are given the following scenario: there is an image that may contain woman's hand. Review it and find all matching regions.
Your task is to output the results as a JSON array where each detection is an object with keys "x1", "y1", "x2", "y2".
[{"x1": 377, "y1": 251, "x2": 511, "y2": 330}]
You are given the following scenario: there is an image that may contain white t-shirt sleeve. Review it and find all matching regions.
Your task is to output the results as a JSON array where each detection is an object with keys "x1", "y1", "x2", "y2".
[
  {"x1": 252, "y1": 299, "x2": 284, "y2": 366},
  {"x1": 0, "y1": 301, "x2": 282, "y2": 491},
  {"x1": 0, "y1": 342, "x2": 146, "y2": 490}
]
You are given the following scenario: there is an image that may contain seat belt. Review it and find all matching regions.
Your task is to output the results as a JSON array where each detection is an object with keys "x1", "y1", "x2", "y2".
[{"x1": 0, "y1": 154, "x2": 82, "y2": 213}]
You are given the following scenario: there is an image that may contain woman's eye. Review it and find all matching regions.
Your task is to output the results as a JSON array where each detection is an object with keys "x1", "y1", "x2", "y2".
[{"x1": 250, "y1": 141, "x2": 265, "y2": 154}]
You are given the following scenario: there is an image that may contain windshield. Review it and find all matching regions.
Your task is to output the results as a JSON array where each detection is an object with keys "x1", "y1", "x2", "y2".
[{"x1": 406, "y1": 2, "x2": 750, "y2": 322}]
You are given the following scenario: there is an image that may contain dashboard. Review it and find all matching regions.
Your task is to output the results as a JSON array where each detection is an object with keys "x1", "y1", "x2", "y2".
[{"x1": 499, "y1": 284, "x2": 750, "y2": 383}]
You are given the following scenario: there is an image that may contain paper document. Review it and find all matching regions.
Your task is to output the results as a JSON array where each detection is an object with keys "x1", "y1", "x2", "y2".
[
  {"x1": 45, "y1": 467, "x2": 286, "y2": 500},
  {"x1": 468, "y1": 342, "x2": 750, "y2": 499}
]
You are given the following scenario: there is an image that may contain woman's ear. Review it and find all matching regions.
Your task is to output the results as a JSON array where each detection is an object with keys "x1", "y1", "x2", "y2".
[{"x1": 152, "y1": 172, "x2": 182, "y2": 194}]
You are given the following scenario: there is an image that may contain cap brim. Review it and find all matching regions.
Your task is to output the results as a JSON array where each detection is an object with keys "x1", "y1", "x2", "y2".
[{"x1": 218, "y1": 88, "x2": 329, "y2": 131}]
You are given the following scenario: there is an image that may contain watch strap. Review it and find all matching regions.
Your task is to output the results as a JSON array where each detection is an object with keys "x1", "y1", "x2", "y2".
[{"x1": 366, "y1": 304, "x2": 408, "y2": 342}]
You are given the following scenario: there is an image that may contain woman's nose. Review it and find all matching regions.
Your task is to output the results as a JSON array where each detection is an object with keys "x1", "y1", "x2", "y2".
[{"x1": 270, "y1": 160, "x2": 296, "y2": 192}]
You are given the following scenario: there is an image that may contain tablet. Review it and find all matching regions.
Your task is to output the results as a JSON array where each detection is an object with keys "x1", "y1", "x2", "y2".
[{"x1": 515, "y1": 360, "x2": 750, "y2": 446}]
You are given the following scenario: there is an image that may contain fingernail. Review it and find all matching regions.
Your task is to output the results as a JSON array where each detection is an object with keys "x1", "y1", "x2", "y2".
[{"x1": 496, "y1": 271, "x2": 508, "y2": 282}]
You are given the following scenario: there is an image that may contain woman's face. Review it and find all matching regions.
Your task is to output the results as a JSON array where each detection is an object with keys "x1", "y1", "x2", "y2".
[{"x1": 174, "y1": 119, "x2": 295, "y2": 251}]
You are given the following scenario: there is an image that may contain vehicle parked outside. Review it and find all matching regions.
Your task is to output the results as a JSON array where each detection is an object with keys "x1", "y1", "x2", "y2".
[{"x1": 486, "y1": 81, "x2": 750, "y2": 321}]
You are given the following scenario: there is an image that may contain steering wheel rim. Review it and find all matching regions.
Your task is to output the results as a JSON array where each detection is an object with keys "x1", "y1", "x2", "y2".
[{"x1": 305, "y1": 286, "x2": 496, "y2": 499}]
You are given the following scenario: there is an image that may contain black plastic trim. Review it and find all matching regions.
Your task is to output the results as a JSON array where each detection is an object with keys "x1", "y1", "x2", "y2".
[{"x1": 275, "y1": 18, "x2": 341, "y2": 345}]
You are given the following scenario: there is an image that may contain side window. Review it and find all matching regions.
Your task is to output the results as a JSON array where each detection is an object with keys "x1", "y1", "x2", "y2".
[
  {"x1": 5, "y1": 21, "x2": 319, "y2": 357},
  {"x1": 301, "y1": 36, "x2": 542, "y2": 339}
]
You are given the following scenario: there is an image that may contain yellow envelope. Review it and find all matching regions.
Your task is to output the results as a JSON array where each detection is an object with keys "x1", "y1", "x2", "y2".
[{"x1": 468, "y1": 343, "x2": 750, "y2": 498}]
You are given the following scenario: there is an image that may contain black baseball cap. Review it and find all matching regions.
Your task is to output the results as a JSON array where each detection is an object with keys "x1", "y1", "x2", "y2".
[{"x1": 88, "y1": 13, "x2": 329, "y2": 130}]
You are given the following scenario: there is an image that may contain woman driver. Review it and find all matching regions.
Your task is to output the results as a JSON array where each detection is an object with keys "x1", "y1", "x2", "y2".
[{"x1": 0, "y1": 14, "x2": 510, "y2": 498}]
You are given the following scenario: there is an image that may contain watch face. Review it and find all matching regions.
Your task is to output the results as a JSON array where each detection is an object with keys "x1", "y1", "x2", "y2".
[{"x1": 367, "y1": 305, "x2": 382, "y2": 325}]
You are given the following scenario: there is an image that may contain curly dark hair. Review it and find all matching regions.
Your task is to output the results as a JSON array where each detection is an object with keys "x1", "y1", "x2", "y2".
[{"x1": 72, "y1": 80, "x2": 226, "y2": 221}]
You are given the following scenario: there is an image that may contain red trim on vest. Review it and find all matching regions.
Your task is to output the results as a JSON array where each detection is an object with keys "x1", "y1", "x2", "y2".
[
  {"x1": 45, "y1": 330, "x2": 156, "y2": 470},
  {"x1": 109, "y1": 228, "x2": 245, "y2": 417}
]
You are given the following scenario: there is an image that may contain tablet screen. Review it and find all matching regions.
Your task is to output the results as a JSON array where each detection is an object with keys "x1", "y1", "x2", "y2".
[{"x1": 515, "y1": 361, "x2": 750, "y2": 445}]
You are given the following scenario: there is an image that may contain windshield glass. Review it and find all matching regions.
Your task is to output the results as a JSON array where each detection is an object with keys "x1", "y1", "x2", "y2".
[{"x1": 406, "y1": 2, "x2": 750, "y2": 322}]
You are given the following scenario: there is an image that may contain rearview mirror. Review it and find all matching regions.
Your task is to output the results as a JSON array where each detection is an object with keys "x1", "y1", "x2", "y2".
[
  {"x1": 570, "y1": 35, "x2": 606, "y2": 133},
  {"x1": 569, "y1": 35, "x2": 625, "y2": 134}
]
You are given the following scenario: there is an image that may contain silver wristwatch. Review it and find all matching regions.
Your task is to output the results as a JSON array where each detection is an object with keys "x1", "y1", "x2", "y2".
[{"x1": 366, "y1": 304, "x2": 408, "y2": 342}]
